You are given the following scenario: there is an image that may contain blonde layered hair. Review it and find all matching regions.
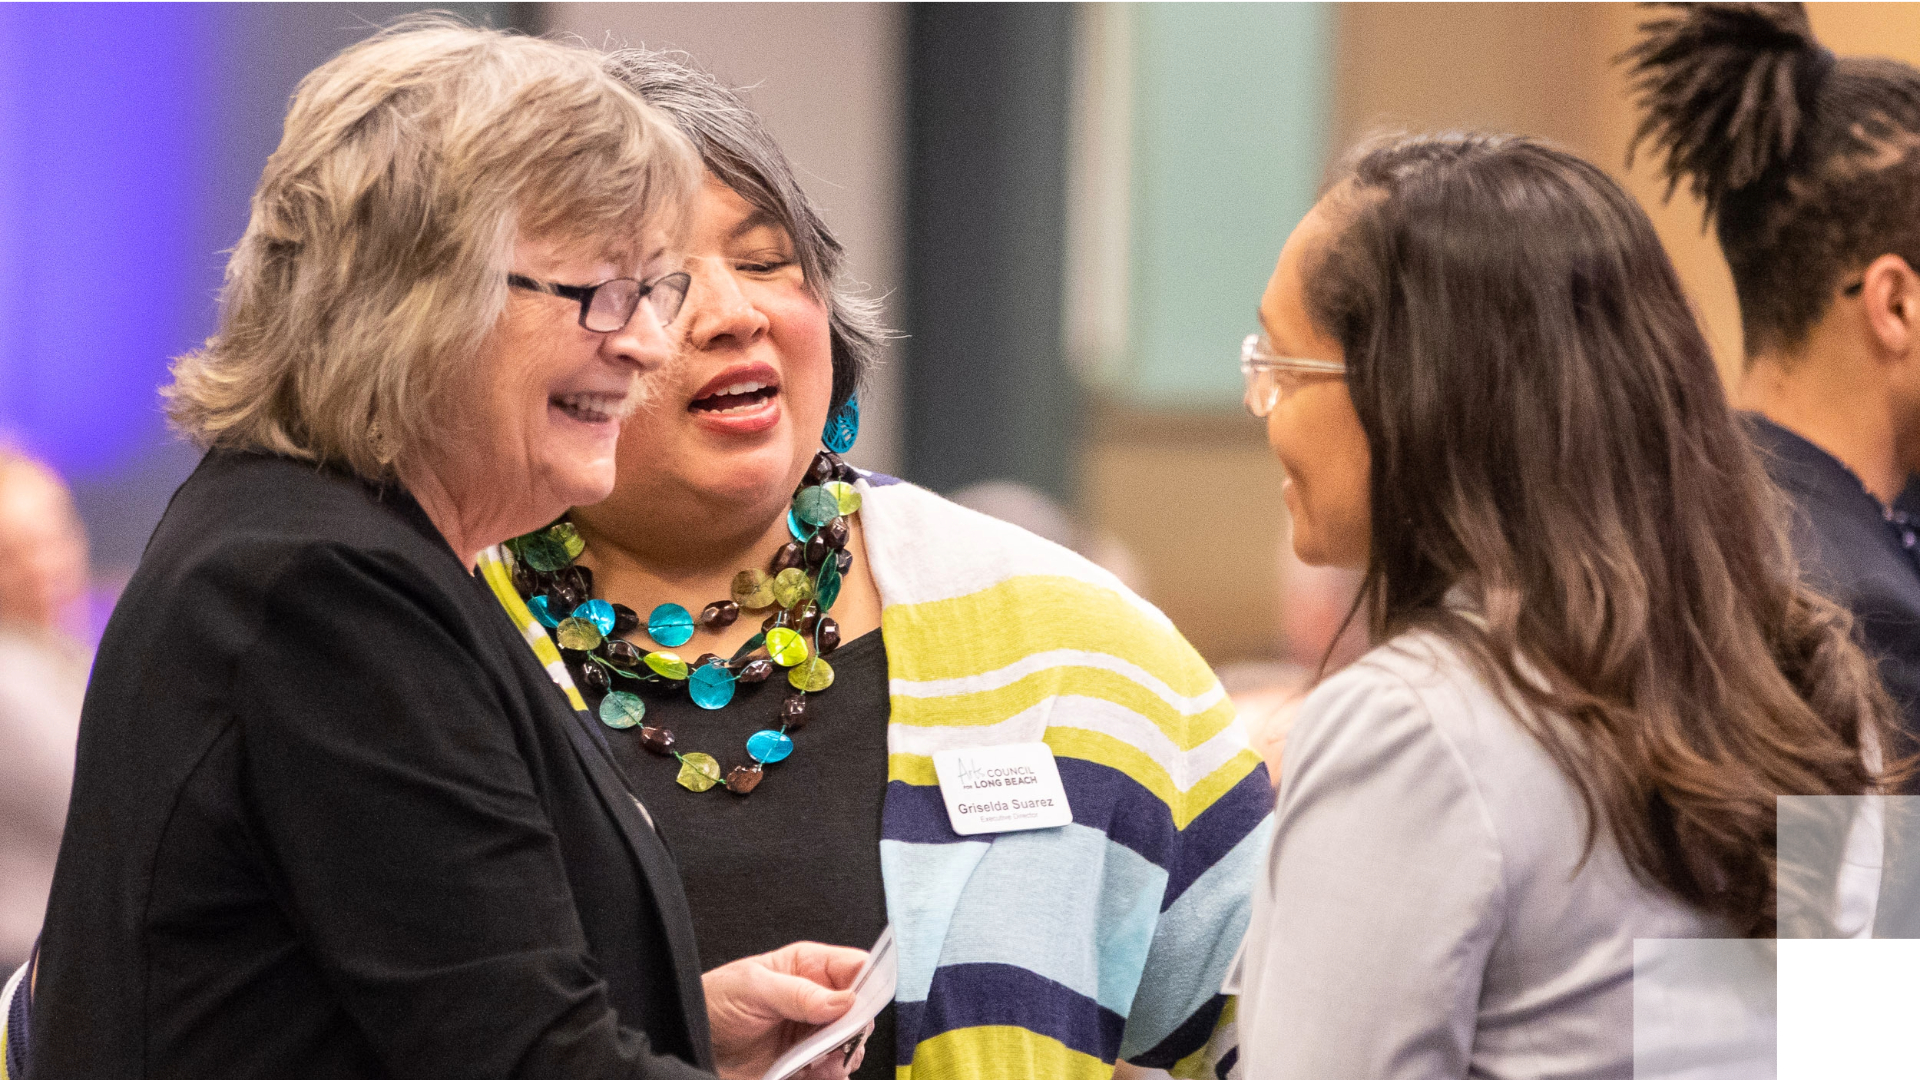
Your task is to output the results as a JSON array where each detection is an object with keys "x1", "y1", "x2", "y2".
[{"x1": 167, "y1": 19, "x2": 699, "y2": 481}]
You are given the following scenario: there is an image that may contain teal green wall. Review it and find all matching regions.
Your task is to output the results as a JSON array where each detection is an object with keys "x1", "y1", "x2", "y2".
[{"x1": 1125, "y1": 2, "x2": 1332, "y2": 408}]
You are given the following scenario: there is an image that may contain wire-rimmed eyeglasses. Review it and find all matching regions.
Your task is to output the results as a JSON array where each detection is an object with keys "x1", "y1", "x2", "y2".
[
  {"x1": 1241, "y1": 333, "x2": 1346, "y2": 417},
  {"x1": 508, "y1": 271, "x2": 693, "y2": 332}
]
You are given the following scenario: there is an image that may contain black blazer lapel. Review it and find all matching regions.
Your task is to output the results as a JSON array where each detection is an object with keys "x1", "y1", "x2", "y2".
[
  {"x1": 552, "y1": 701, "x2": 715, "y2": 1067},
  {"x1": 466, "y1": 564, "x2": 715, "y2": 1070}
]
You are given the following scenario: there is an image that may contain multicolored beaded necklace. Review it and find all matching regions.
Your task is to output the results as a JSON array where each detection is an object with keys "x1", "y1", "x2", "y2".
[{"x1": 505, "y1": 449, "x2": 861, "y2": 796}]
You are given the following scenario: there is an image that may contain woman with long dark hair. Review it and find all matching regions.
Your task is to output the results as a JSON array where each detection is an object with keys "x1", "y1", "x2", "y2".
[
  {"x1": 1627, "y1": 2, "x2": 1920, "y2": 771},
  {"x1": 1233, "y1": 132, "x2": 1897, "y2": 1076}
]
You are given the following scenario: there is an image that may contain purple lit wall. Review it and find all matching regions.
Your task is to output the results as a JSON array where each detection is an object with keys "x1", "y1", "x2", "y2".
[
  {"x1": 0, "y1": 3, "x2": 221, "y2": 575},
  {"x1": 0, "y1": 3, "x2": 522, "y2": 585}
]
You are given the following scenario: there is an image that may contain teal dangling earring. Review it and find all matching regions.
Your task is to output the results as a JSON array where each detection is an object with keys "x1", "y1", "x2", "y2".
[{"x1": 822, "y1": 393, "x2": 859, "y2": 454}]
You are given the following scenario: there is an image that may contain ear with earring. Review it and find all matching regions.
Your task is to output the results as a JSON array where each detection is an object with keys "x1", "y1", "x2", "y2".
[{"x1": 822, "y1": 394, "x2": 859, "y2": 455}]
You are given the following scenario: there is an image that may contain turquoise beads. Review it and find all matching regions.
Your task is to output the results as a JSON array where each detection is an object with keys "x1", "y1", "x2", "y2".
[
  {"x1": 689, "y1": 663, "x2": 737, "y2": 710},
  {"x1": 574, "y1": 599, "x2": 616, "y2": 635},
  {"x1": 746, "y1": 729, "x2": 794, "y2": 764},
  {"x1": 509, "y1": 449, "x2": 861, "y2": 798},
  {"x1": 646, "y1": 603, "x2": 695, "y2": 648}
]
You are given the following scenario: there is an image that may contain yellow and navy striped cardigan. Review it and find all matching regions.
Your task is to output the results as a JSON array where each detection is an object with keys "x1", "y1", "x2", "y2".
[{"x1": 482, "y1": 474, "x2": 1272, "y2": 1080}]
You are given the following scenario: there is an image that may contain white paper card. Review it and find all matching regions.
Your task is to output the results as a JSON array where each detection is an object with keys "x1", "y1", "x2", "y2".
[
  {"x1": 761, "y1": 926, "x2": 897, "y2": 1080},
  {"x1": 932, "y1": 742, "x2": 1074, "y2": 836}
]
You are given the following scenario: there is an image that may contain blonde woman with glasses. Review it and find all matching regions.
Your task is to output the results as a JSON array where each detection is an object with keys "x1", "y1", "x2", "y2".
[{"x1": 15, "y1": 23, "x2": 866, "y2": 1080}]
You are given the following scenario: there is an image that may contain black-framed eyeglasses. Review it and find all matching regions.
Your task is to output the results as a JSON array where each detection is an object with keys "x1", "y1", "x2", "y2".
[{"x1": 507, "y1": 271, "x2": 692, "y2": 332}]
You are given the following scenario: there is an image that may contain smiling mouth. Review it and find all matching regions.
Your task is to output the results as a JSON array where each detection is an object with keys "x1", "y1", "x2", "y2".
[
  {"x1": 552, "y1": 392, "x2": 627, "y2": 424},
  {"x1": 690, "y1": 380, "x2": 778, "y2": 415}
]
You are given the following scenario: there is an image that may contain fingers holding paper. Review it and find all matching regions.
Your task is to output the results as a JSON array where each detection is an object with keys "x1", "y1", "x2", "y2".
[
  {"x1": 704, "y1": 940, "x2": 867, "y2": 1080},
  {"x1": 792, "y1": 1021, "x2": 872, "y2": 1080}
]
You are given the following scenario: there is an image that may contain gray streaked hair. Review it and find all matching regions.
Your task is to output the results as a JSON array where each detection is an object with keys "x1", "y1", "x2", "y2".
[
  {"x1": 166, "y1": 19, "x2": 699, "y2": 481},
  {"x1": 602, "y1": 48, "x2": 888, "y2": 411}
]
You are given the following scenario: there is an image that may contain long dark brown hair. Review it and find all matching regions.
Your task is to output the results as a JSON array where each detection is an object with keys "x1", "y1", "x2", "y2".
[{"x1": 1307, "y1": 132, "x2": 1897, "y2": 937}]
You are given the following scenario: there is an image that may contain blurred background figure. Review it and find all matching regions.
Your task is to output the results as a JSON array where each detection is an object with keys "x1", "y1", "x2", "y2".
[
  {"x1": 0, "y1": 446, "x2": 90, "y2": 971},
  {"x1": 1215, "y1": 528, "x2": 1364, "y2": 782},
  {"x1": 949, "y1": 479, "x2": 1145, "y2": 594},
  {"x1": 952, "y1": 478, "x2": 1359, "y2": 782}
]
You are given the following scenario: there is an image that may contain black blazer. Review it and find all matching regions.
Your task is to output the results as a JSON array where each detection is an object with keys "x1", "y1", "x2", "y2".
[{"x1": 31, "y1": 451, "x2": 714, "y2": 1080}]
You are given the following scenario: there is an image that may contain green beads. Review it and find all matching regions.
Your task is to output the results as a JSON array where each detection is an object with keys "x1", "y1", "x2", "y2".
[
  {"x1": 598, "y1": 691, "x2": 645, "y2": 729},
  {"x1": 555, "y1": 617, "x2": 603, "y2": 651},
  {"x1": 517, "y1": 522, "x2": 584, "y2": 572},
  {"x1": 814, "y1": 553, "x2": 842, "y2": 611},
  {"x1": 732, "y1": 568, "x2": 776, "y2": 610},
  {"x1": 788, "y1": 655, "x2": 834, "y2": 692},
  {"x1": 772, "y1": 567, "x2": 814, "y2": 609},
  {"x1": 507, "y1": 472, "x2": 871, "y2": 801},
  {"x1": 765, "y1": 627, "x2": 808, "y2": 667},
  {"x1": 793, "y1": 486, "x2": 840, "y2": 527},
  {"x1": 675, "y1": 752, "x2": 722, "y2": 792},
  {"x1": 643, "y1": 651, "x2": 689, "y2": 680},
  {"x1": 823, "y1": 481, "x2": 861, "y2": 516}
]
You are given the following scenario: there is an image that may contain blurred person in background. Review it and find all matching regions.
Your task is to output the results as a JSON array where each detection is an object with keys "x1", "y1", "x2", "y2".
[
  {"x1": 949, "y1": 479, "x2": 1147, "y2": 595},
  {"x1": 1235, "y1": 132, "x2": 1897, "y2": 1077},
  {"x1": 496, "y1": 48, "x2": 1270, "y2": 1080},
  {"x1": 0, "y1": 448, "x2": 88, "y2": 973},
  {"x1": 1628, "y1": 3, "x2": 1920, "y2": 779},
  {"x1": 22, "y1": 22, "x2": 866, "y2": 1080},
  {"x1": 1214, "y1": 529, "x2": 1364, "y2": 784}
]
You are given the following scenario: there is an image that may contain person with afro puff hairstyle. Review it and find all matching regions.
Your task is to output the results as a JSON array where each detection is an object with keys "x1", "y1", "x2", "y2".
[{"x1": 1628, "y1": 3, "x2": 1920, "y2": 791}]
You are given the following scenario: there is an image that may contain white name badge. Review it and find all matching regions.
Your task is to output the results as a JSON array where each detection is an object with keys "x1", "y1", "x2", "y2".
[{"x1": 932, "y1": 742, "x2": 1074, "y2": 836}]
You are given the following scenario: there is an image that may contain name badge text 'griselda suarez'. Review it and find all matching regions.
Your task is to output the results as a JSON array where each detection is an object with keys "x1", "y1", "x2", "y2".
[{"x1": 932, "y1": 742, "x2": 1073, "y2": 836}]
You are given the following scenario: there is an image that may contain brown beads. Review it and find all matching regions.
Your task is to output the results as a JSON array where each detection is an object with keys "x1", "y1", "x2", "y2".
[
  {"x1": 807, "y1": 451, "x2": 836, "y2": 485},
  {"x1": 516, "y1": 461, "x2": 869, "y2": 801},
  {"x1": 793, "y1": 602, "x2": 821, "y2": 633},
  {"x1": 780, "y1": 693, "x2": 809, "y2": 730},
  {"x1": 610, "y1": 603, "x2": 640, "y2": 636},
  {"x1": 772, "y1": 541, "x2": 806, "y2": 573},
  {"x1": 545, "y1": 583, "x2": 582, "y2": 614},
  {"x1": 700, "y1": 600, "x2": 740, "y2": 629},
  {"x1": 823, "y1": 516, "x2": 851, "y2": 550},
  {"x1": 726, "y1": 763, "x2": 765, "y2": 795}
]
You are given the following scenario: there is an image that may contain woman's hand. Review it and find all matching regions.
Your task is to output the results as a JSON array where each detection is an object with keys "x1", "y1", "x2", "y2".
[{"x1": 704, "y1": 940, "x2": 869, "y2": 1080}]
